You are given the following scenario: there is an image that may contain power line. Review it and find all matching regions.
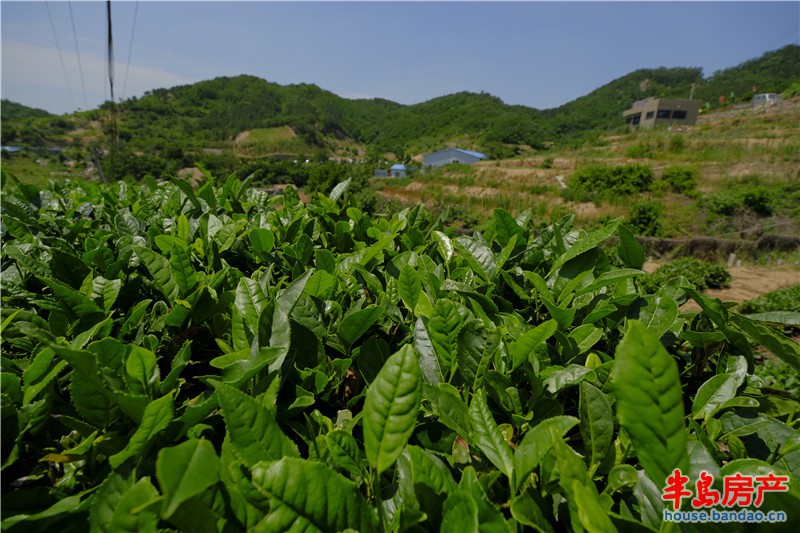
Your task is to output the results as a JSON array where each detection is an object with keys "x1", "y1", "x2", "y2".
[
  {"x1": 67, "y1": 1, "x2": 89, "y2": 110},
  {"x1": 121, "y1": 1, "x2": 140, "y2": 101},
  {"x1": 742, "y1": 23, "x2": 800, "y2": 66},
  {"x1": 45, "y1": 1, "x2": 76, "y2": 112}
]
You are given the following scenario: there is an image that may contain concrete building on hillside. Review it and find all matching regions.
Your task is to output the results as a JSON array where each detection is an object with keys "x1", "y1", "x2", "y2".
[
  {"x1": 389, "y1": 164, "x2": 407, "y2": 178},
  {"x1": 423, "y1": 148, "x2": 487, "y2": 167},
  {"x1": 623, "y1": 98, "x2": 701, "y2": 129}
]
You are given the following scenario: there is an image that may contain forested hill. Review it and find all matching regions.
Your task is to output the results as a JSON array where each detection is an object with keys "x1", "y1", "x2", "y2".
[
  {"x1": 2, "y1": 44, "x2": 798, "y2": 162},
  {"x1": 0, "y1": 99, "x2": 53, "y2": 121}
]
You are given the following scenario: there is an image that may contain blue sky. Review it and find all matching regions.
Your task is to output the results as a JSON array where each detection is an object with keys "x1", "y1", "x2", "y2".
[{"x1": 2, "y1": 1, "x2": 798, "y2": 115}]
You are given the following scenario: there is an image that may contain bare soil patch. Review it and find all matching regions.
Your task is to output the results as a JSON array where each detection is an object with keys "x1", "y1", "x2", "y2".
[
  {"x1": 645, "y1": 261, "x2": 799, "y2": 310},
  {"x1": 701, "y1": 266, "x2": 798, "y2": 306}
]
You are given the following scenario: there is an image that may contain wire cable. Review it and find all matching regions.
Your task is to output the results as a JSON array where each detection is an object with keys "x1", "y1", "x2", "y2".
[
  {"x1": 45, "y1": 1, "x2": 76, "y2": 112},
  {"x1": 67, "y1": 1, "x2": 89, "y2": 110},
  {"x1": 121, "y1": 0, "x2": 139, "y2": 100}
]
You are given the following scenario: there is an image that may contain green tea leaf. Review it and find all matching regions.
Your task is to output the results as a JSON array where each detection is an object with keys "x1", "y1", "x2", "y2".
[
  {"x1": 729, "y1": 313, "x2": 800, "y2": 373},
  {"x1": 440, "y1": 490, "x2": 479, "y2": 532},
  {"x1": 424, "y1": 384, "x2": 473, "y2": 442},
  {"x1": 510, "y1": 319, "x2": 557, "y2": 370},
  {"x1": 428, "y1": 298, "x2": 466, "y2": 374},
  {"x1": 41, "y1": 276, "x2": 103, "y2": 320},
  {"x1": 414, "y1": 318, "x2": 444, "y2": 385},
  {"x1": 110, "y1": 394, "x2": 174, "y2": 468},
  {"x1": 249, "y1": 228, "x2": 275, "y2": 254},
  {"x1": 513, "y1": 415, "x2": 579, "y2": 492},
  {"x1": 432, "y1": 230, "x2": 454, "y2": 263},
  {"x1": 329, "y1": 177, "x2": 352, "y2": 201},
  {"x1": 549, "y1": 217, "x2": 621, "y2": 275},
  {"x1": 573, "y1": 480, "x2": 617, "y2": 533},
  {"x1": 579, "y1": 382, "x2": 614, "y2": 467},
  {"x1": 617, "y1": 224, "x2": 645, "y2": 269},
  {"x1": 90, "y1": 276, "x2": 123, "y2": 313},
  {"x1": 457, "y1": 319, "x2": 500, "y2": 391},
  {"x1": 634, "y1": 295, "x2": 679, "y2": 338},
  {"x1": 125, "y1": 345, "x2": 160, "y2": 396},
  {"x1": 133, "y1": 246, "x2": 179, "y2": 303},
  {"x1": 364, "y1": 345, "x2": 421, "y2": 474},
  {"x1": 691, "y1": 373, "x2": 738, "y2": 420},
  {"x1": 170, "y1": 176, "x2": 203, "y2": 211},
  {"x1": 169, "y1": 247, "x2": 198, "y2": 296},
  {"x1": 493, "y1": 208, "x2": 524, "y2": 248},
  {"x1": 544, "y1": 364, "x2": 595, "y2": 394},
  {"x1": 326, "y1": 429, "x2": 363, "y2": 477},
  {"x1": 399, "y1": 264, "x2": 421, "y2": 311},
  {"x1": 468, "y1": 389, "x2": 514, "y2": 480},
  {"x1": 156, "y1": 438, "x2": 220, "y2": 518},
  {"x1": 304, "y1": 270, "x2": 335, "y2": 299},
  {"x1": 338, "y1": 306, "x2": 384, "y2": 348},
  {"x1": 251, "y1": 457, "x2": 379, "y2": 532},
  {"x1": 214, "y1": 381, "x2": 299, "y2": 467},
  {"x1": 613, "y1": 320, "x2": 688, "y2": 488}
]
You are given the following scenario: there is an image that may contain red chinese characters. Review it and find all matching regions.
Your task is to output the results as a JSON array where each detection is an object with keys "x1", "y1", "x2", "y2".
[
  {"x1": 662, "y1": 469, "x2": 693, "y2": 510},
  {"x1": 660, "y1": 469, "x2": 790, "y2": 510},
  {"x1": 691, "y1": 471, "x2": 721, "y2": 508}
]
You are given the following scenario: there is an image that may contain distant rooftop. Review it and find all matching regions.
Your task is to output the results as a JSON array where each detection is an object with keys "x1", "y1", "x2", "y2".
[
  {"x1": 390, "y1": 163, "x2": 406, "y2": 170},
  {"x1": 452, "y1": 148, "x2": 487, "y2": 159}
]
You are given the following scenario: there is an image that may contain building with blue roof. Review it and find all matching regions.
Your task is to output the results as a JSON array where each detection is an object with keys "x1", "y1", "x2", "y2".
[
  {"x1": 423, "y1": 148, "x2": 487, "y2": 168},
  {"x1": 389, "y1": 163, "x2": 407, "y2": 178}
]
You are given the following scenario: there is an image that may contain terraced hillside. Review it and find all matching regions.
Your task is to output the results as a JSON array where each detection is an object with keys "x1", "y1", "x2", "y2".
[{"x1": 375, "y1": 97, "x2": 800, "y2": 241}]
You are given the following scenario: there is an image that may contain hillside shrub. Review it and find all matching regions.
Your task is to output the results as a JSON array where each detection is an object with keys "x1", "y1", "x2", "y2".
[
  {"x1": 705, "y1": 185, "x2": 776, "y2": 218},
  {"x1": 625, "y1": 142, "x2": 654, "y2": 159},
  {"x1": 660, "y1": 165, "x2": 698, "y2": 195},
  {"x1": 754, "y1": 356, "x2": 800, "y2": 398},
  {"x1": 782, "y1": 81, "x2": 800, "y2": 99},
  {"x1": 737, "y1": 285, "x2": 800, "y2": 336},
  {"x1": 737, "y1": 284, "x2": 800, "y2": 314},
  {"x1": 642, "y1": 257, "x2": 732, "y2": 293},
  {"x1": 668, "y1": 134, "x2": 685, "y2": 153},
  {"x1": 626, "y1": 200, "x2": 663, "y2": 236},
  {"x1": 569, "y1": 163, "x2": 654, "y2": 197}
]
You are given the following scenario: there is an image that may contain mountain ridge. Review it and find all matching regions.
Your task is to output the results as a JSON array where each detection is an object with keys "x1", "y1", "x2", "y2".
[{"x1": 2, "y1": 44, "x2": 797, "y2": 177}]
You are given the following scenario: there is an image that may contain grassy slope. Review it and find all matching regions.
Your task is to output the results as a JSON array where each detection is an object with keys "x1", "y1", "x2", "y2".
[{"x1": 375, "y1": 97, "x2": 800, "y2": 240}]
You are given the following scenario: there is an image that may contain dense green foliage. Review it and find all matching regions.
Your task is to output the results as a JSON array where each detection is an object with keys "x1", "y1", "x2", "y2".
[
  {"x1": 658, "y1": 166, "x2": 698, "y2": 196},
  {"x1": 626, "y1": 200, "x2": 664, "y2": 237},
  {"x1": 2, "y1": 45, "x2": 798, "y2": 173},
  {"x1": 0, "y1": 99, "x2": 53, "y2": 121},
  {"x1": 696, "y1": 45, "x2": 800, "y2": 105},
  {"x1": 642, "y1": 258, "x2": 732, "y2": 294},
  {"x1": 737, "y1": 285, "x2": 800, "y2": 315},
  {"x1": 569, "y1": 163, "x2": 654, "y2": 198},
  {"x1": 2, "y1": 171, "x2": 799, "y2": 532}
]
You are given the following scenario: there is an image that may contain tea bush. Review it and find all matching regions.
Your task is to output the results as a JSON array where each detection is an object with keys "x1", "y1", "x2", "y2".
[
  {"x1": 626, "y1": 199, "x2": 664, "y2": 236},
  {"x1": 660, "y1": 165, "x2": 698, "y2": 195},
  {"x1": 1, "y1": 171, "x2": 798, "y2": 532},
  {"x1": 737, "y1": 284, "x2": 800, "y2": 314},
  {"x1": 570, "y1": 163, "x2": 654, "y2": 196},
  {"x1": 642, "y1": 257, "x2": 732, "y2": 293},
  {"x1": 704, "y1": 185, "x2": 777, "y2": 218}
]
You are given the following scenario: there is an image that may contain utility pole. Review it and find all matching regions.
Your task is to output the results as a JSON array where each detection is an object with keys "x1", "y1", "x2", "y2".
[{"x1": 105, "y1": 0, "x2": 117, "y2": 182}]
